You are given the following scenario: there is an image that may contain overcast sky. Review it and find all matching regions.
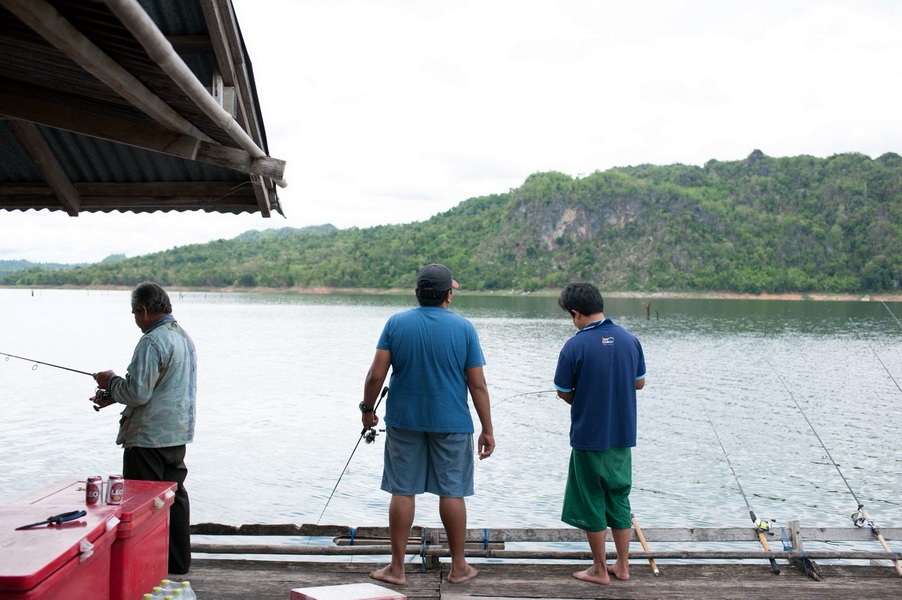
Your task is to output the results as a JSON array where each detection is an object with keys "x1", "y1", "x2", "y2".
[{"x1": 2, "y1": 0, "x2": 901, "y2": 264}]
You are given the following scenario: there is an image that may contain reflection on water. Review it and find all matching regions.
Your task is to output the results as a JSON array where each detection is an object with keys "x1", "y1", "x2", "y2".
[{"x1": 1, "y1": 289, "x2": 900, "y2": 536}]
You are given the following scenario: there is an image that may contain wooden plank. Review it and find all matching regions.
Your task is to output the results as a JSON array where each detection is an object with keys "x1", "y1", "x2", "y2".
[{"x1": 183, "y1": 560, "x2": 902, "y2": 600}]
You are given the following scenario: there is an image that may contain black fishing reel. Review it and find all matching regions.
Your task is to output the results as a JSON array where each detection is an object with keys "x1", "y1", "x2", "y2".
[
  {"x1": 363, "y1": 427, "x2": 385, "y2": 444},
  {"x1": 92, "y1": 388, "x2": 113, "y2": 412}
]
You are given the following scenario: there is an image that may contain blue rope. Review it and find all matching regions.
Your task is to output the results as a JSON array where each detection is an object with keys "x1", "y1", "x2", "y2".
[
  {"x1": 781, "y1": 526, "x2": 810, "y2": 578},
  {"x1": 349, "y1": 527, "x2": 356, "y2": 546},
  {"x1": 483, "y1": 528, "x2": 489, "y2": 551}
]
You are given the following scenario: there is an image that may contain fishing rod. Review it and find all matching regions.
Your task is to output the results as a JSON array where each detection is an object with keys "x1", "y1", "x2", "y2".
[
  {"x1": 2, "y1": 351, "x2": 115, "y2": 412},
  {"x1": 770, "y1": 365, "x2": 902, "y2": 577},
  {"x1": 848, "y1": 319, "x2": 902, "y2": 397},
  {"x1": 698, "y1": 400, "x2": 780, "y2": 574},
  {"x1": 316, "y1": 386, "x2": 389, "y2": 525},
  {"x1": 1, "y1": 351, "x2": 93, "y2": 376}
]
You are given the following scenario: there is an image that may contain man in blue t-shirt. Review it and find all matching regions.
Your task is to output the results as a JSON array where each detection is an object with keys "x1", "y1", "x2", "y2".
[
  {"x1": 554, "y1": 282, "x2": 646, "y2": 585},
  {"x1": 361, "y1": 264, "x2": 495, "y2": 585}
]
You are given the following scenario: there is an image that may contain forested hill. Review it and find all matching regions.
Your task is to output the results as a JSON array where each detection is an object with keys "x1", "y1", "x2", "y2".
[{"x1": 3, "y1": 151, "x2": 900, "y2": 294}]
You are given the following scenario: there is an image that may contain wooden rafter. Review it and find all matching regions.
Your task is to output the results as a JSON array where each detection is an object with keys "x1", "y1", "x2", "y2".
[
  {"x1": 0, "y1": 93, "x2": 286, "y2": 182},
  {"x1": 2, "y1": 0, "x2": 213, "y2": 142},
  {"x1": 200, "y1": 0, "x2": 262, "y2": 145},
  {"x1": 6, "y1": 120, "x2": 81, "y2": 216}
]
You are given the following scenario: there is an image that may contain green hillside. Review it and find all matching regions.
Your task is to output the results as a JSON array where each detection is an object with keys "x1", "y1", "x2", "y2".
[{"x1": 3, "y1": 151, "x2": 899, "y2": 294}]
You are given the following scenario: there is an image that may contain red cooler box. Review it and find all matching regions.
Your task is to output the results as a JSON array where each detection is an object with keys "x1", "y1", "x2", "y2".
[
  {"x1": 11, "y1": 478, "x2": 176, "y2": 600},
  {"x1": 0, "y1": 504, "x2": 119, "y2": 599}
]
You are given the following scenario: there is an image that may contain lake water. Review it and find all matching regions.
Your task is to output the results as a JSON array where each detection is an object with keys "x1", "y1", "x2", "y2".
[{"x1": 1, "y1": 288, "x2": 900, "y2": 544}]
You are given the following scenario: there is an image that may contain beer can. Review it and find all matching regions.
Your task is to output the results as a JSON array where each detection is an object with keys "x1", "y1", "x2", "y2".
[
  {"x1": 85, "y1": 476, "x2": 103, "y2": 506},
  {"x1": 106, "y1": 475, "x2": 125, "y2": 505}
]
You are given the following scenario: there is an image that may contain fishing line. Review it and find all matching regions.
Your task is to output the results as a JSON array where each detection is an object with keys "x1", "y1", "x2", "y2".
[
  {"x1": 316, "y1": 386, "x2": 389, "y2": 525},
  {"x1": 698, "y1": 399, "x2": 780, "y2": 574},
  {"x1": 768, "y1": 364, "x2": 862, "y2": 508},
  {"x1": 848, "y1": 318, "x2": 902, "y2": 397},
  {"x1": 494, "y1": 389, "x2": 556, "y2": 406},
  {"x1": 881, "y1": 301, "x2": 902, "y2": 330}
]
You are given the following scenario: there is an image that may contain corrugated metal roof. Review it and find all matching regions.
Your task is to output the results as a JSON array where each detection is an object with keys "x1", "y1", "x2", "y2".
[{"x1": 0, "y1": 0, "x2": 285, "y2": 216}]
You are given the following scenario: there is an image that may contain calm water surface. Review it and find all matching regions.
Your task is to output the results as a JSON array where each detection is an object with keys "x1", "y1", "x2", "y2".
[{"x1": 1, "y1": 289, "x2": 900, "y2": 542}]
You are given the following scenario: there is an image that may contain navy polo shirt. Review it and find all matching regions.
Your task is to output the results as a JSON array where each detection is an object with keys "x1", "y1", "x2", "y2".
[{"x1": 554, "y1": 318, "x2": 646, "y2": 451}]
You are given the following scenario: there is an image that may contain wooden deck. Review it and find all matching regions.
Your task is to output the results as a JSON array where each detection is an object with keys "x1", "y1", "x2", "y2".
[
  {"x1": 183, "y1": 559, "x2": 900, "y2": 599},
  {"x1": 179, "y1": 523, "x2": 901, "y2": 598}
]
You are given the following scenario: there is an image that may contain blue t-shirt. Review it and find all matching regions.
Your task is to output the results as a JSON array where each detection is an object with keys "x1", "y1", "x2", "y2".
[
  {"x1": 377, "y1": 306, "x2": 486, "y2": 433},
  {"x1": 554, "y1": 318, "x2": 646, "y2": 451}
]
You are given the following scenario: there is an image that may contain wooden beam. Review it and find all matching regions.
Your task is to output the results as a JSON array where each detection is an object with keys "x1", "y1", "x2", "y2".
[
  {"x1": 0, "y1": 93, "x2": 286, "y2": 181},
  {"x1": 1, "y1": 0, "x2": 214, "y2": 142},
  {"x1": 6, "y1": 120, "x2": 80, "y2": 216},
  {"x1": 250, "y1": 174, "x2": 272, "y2": 218},
  {"x1": 200, "y1": 0, "x2": 261, "y2": 144}
]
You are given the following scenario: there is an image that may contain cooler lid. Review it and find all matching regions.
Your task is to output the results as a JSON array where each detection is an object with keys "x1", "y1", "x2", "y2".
[
  {"x1": 11, "y1": 477, "x2": 176, "y2": 522},
  {"x1": 0, "y1": 504, "x2": 119, "y2": 591},
  {"x1": 116, "y1": 480, "x2": 177, "y2": 522}
]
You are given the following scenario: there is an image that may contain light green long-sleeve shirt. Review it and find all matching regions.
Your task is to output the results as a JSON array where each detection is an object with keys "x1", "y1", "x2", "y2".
[{"x1": 110, "y1": 315, "x2": 197, "y2": 448}]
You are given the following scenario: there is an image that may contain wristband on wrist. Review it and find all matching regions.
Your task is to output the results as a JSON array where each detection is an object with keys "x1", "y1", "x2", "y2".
[{"x1": 359, "y1": 401, "x2": 375, "y2": 414}]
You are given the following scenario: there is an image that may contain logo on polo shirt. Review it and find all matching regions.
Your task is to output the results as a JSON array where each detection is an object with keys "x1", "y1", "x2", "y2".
[{"x1": 601, "y1": 336, "x2": 615, "y2": 345}]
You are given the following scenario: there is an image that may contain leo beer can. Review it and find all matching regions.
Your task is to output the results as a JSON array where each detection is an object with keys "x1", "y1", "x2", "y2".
[
  {"x1": 85, "y1": 476, "x2": 103, "y2": 506},
  {"x1": 106, "y1": 475, "x2": 125, "y2": 505}
]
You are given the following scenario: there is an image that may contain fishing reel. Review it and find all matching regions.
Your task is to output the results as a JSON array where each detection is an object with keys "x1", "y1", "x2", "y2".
[
  {"x1": 754, "y1": 518, "x2": 775, "y2": 534},
  {"x1": 363, "y1": 427, "x2": 385, "y2": 444},
  {"x1": 92, "y1": 388, "x2": 114, "y2": 412},
  {"x1": 850, "y1": 510, "x2": 874, "y2": 529}
]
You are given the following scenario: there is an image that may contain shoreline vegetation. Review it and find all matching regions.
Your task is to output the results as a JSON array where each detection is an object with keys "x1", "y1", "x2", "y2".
[{"x1": 4, "y1": 285, "x2": 901, "y2": 302}]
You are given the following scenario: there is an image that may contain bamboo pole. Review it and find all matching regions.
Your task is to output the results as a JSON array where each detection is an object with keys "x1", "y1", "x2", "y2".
[{"x1": 631, "y1": 514, "x2": 659, "y2": 576}]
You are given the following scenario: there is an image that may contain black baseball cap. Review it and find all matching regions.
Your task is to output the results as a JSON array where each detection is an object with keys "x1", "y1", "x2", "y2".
[{"x1": 416, "y1": 264, "x2": 459, "y2": 293}]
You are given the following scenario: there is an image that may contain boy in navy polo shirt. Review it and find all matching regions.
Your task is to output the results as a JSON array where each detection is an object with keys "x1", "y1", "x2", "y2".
[{"x1": 554, "y1": 282, "x2": 646, "y2": 585}]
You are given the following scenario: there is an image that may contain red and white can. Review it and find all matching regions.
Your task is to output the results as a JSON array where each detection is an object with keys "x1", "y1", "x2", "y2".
[
  {"x1": 106, "y1": 475, "x2": 125, "y2": 504},
  {"x1": 85, "y1": 476, "x2": 103, "y2": 506}
]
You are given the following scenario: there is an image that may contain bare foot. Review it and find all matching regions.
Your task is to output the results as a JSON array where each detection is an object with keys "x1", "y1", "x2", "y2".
[
  {"x1": 370, "y1": 565, "x2": 406, "y2": 585},
  {"x1": 573, "y1": 565, "x2": 611, "y2": 584},
  {"x1": 447, "y1": 564, "x2": 479, "y2": 583},
  {"x1": 607, "y1": 563, "x2": 630, "y2": 581}
]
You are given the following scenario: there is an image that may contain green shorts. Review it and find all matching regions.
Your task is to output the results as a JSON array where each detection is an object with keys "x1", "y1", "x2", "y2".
[{"x1": 562, "y1": 447, "x2": 632, "y2": 532}]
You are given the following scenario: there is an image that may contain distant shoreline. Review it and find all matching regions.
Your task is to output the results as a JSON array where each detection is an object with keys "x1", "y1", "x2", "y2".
[{"x1": 4, "y1": 285, "x2": 901, "y2": 302}]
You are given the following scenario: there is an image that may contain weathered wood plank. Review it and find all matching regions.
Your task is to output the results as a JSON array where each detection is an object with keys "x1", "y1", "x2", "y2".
[{"x1": 182, "y1": 560, "x2": 902, "y2": 600}]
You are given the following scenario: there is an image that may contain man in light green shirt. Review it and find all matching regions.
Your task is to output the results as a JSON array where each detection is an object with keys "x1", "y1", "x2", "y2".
[{"x1": 93, "y1": 281, "x2": 196, "y2": 574}]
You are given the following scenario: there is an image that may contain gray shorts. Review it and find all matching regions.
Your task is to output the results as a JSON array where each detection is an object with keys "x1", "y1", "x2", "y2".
[{"x1": 381, "y1": 425, "x2": 475, "y2": 497}]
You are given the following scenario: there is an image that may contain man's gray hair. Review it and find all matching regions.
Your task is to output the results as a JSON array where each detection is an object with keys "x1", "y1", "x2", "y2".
[{"x1": 131, "y1": 281, "x2": 172, "y2": 314}]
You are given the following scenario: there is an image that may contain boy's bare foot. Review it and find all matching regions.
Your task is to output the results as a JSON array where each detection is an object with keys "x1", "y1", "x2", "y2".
[
  {"x1": 447, "y1": 564, "x2": 479, "y2": 583},
  {"x1": 608, "y1": 563, "x2": 630, "y2": 581},
  {"x1": 370, "y1": 565, "x2": 406, "y2": 585},
  {"x1": 573, "y1": 565, "x2": 611, "y2": 584}
]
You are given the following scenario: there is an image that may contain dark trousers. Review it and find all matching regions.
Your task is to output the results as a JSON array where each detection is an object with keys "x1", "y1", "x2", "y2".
[{"x1": 123, "y1": 445, "x2": 191, "y2": 574}]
